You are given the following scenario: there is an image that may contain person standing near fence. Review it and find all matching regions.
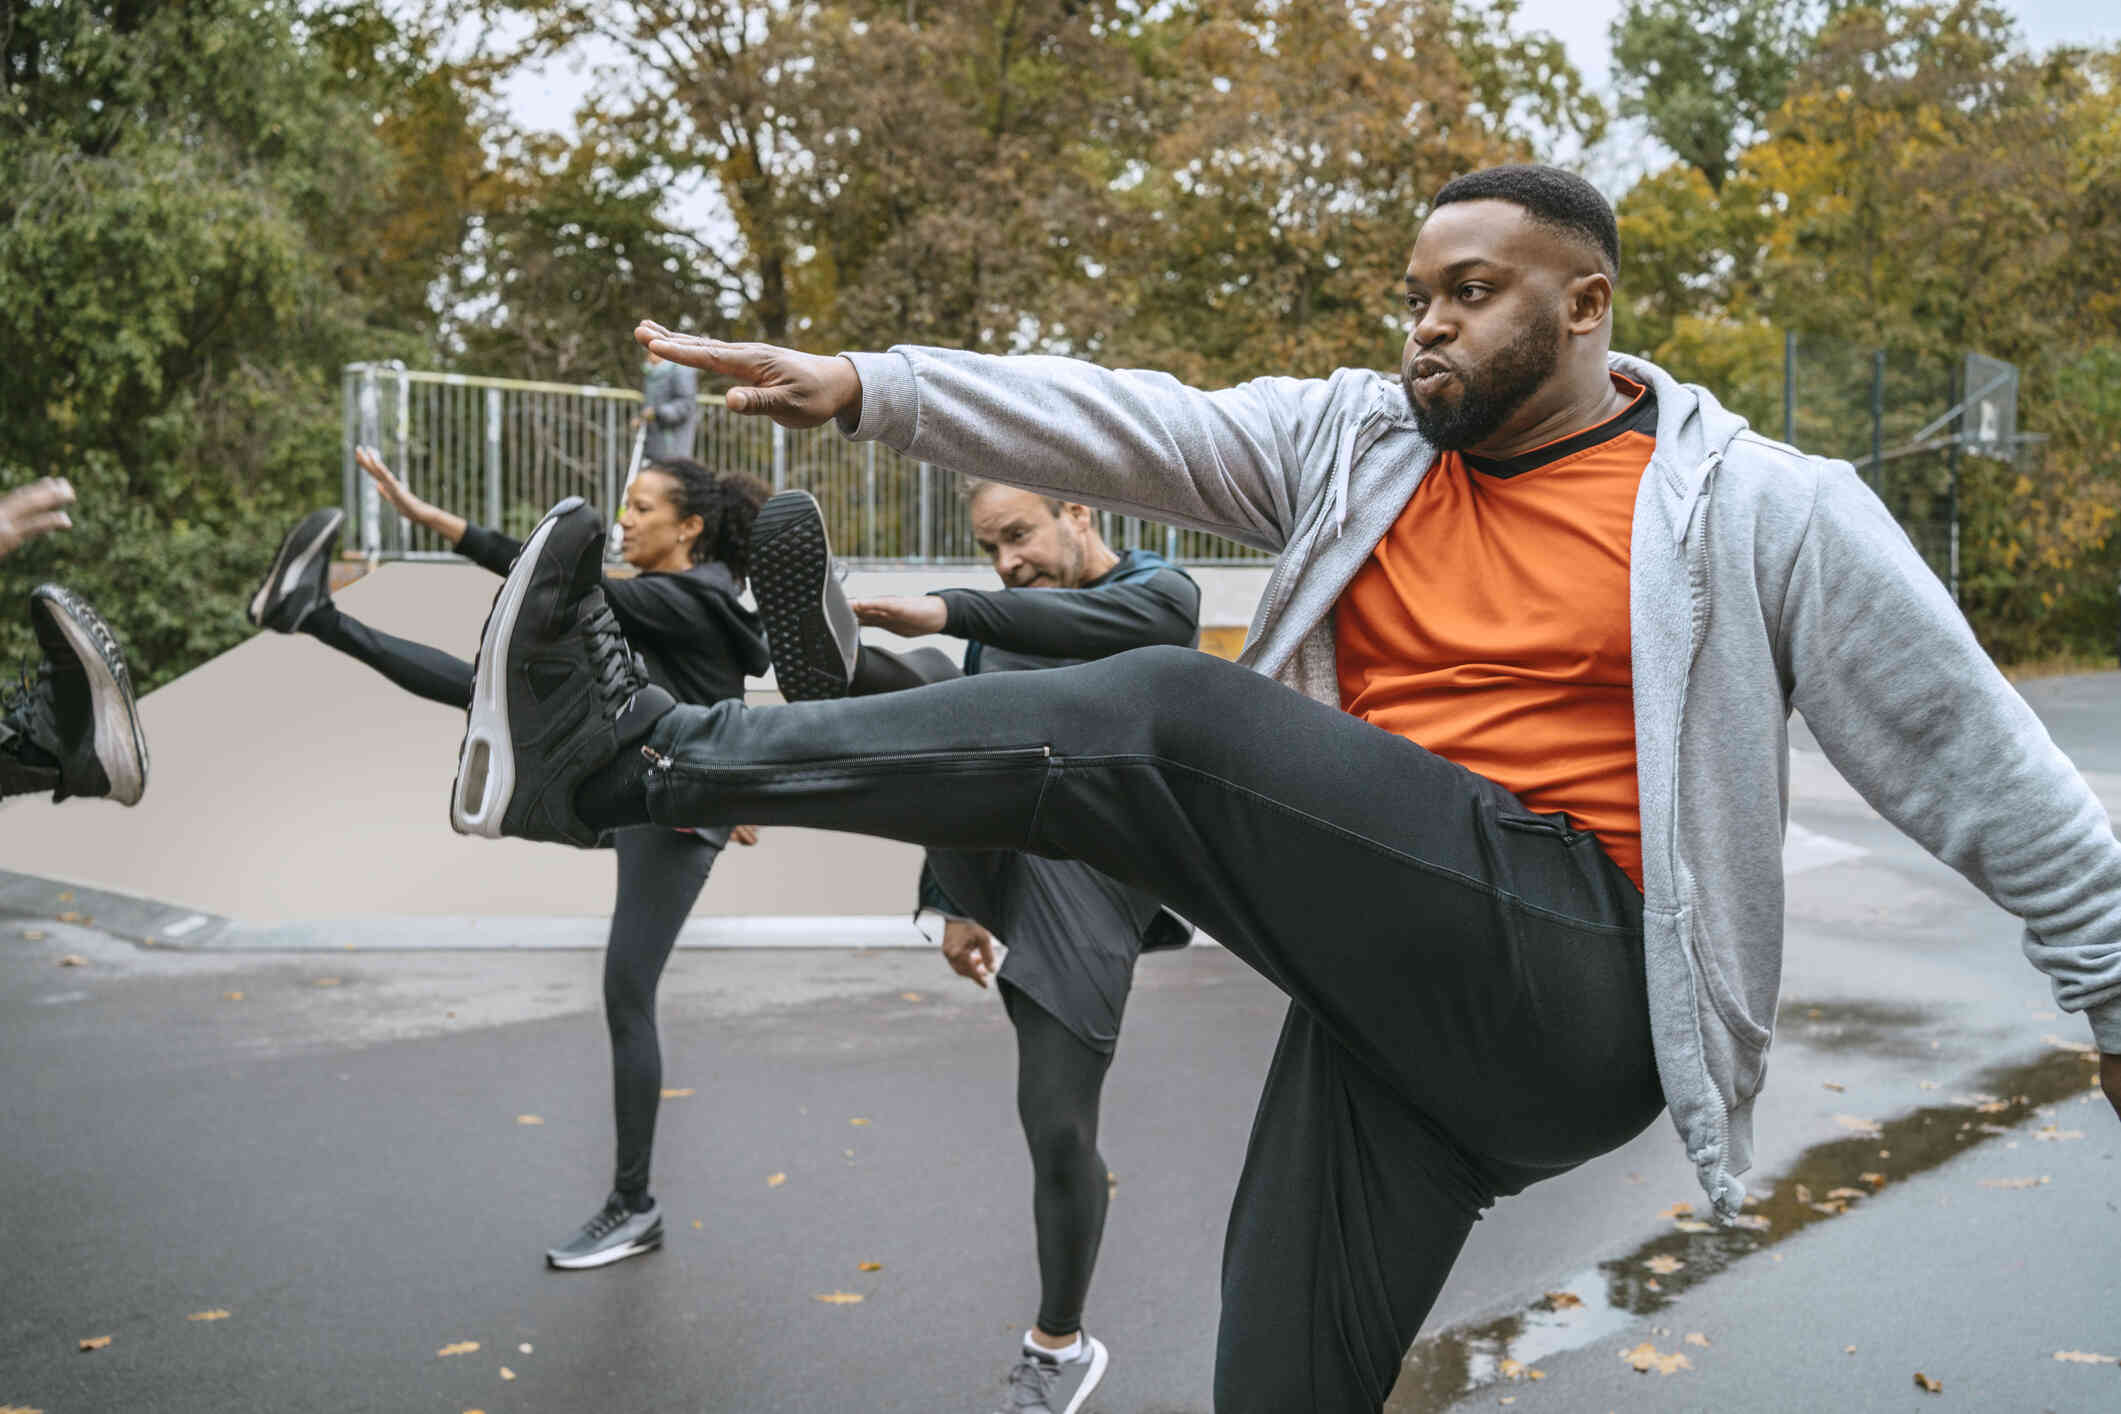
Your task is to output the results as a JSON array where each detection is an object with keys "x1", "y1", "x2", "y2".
[
  {"x1": 247, "y1": 449, "x2": 770, "y2": 1269},
  {"x1": 748, "y1": 478, "x2": 1200, "y2": 1414},
  {"x1": 639, "y1": 349, "x2": 700, "y2": 462}
]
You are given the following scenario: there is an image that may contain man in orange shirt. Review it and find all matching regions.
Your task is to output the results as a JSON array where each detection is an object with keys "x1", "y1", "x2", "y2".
[{"x1": 446, "y1": 167, "x2": 2121, "y2": 1413}]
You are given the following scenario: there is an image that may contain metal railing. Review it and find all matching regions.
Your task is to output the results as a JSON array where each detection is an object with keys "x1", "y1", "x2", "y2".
[{"x1": 342, "y1": 363, "x2": 1272, "y2": 565}]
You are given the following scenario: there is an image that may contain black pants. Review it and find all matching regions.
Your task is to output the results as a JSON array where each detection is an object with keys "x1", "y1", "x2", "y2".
[
  {"x1": 631, "y1": 646, "x2": 1662, "y2": 1411},
  {"x1": 998, "y1": 981, "x2": 1113, "y2": 1338},
  {"x1": 303, "y1": 602, "x2": 724, "y2": 1205}
]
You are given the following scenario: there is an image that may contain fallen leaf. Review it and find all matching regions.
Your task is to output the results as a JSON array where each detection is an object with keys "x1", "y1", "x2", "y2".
[
  {"x1": 1809, "y1": 1201, "x2": 1847, "y2": 1216},
  {"x1": 518, "y1": 1343, "x2": 533, "y2": 1355},
  {"x1": 56, "y1": 954, "x2": 85, "y2": 967},
  {"x1": 1499, "y1": 1399, "x2": 1515, "y2": 1407},
  {"x1": 1685, "y1": 1332, "x2": 1711, "y2": 1348},
  {"x1": 57, "y1": 910, "x2": 84, "y2": 923},
  {"x1": 1919, "y1": 1080, "x2": 1939, "y2": 1090},
  {"x1": 57, "y1": 891, "x2": 72, "y2": 902},
  {"x1": 1499, "y1": 1359, "x2": 1525, "y2": 1378},
  {"x1": 312, "y1": 977, "x2": 341, "y2": 988},
  {"x1": 21, "y1": 928, "x2": 45, "y2": 940},
  {"x1": 1977, "y1": 1176, "x2": 2050, "y2": 1190},
  {"x1": 1825, "y1": 1187, "x2": 1867, "y2": 1201},
  {"x1": 766, "y1": 1172, "x2": 787, "y2": 1188},
  {"x1": 499, "y1": 1367, "x2": 516, "y2": 1380},
  {"x1": 2052, "y1": 1350, "x2": 2118, "y2": 1364},
  {"x1": 515, "y1": 1115, "x2": 543, "y2": 1126},
  {"x1": 1821, "y1": 1081, "x2": 1845, "y2": 1092},
  {"x1": 187, "y1": 1309, "x2": 230, "y2": 1322},
  {"x1": 2034, "y1": 1125, "x2": 2085, "y2": 1142},
  {"x1": 813, "y1": 1292, "x2": 864, "y2": 1305},
  {"x1": 437, "y1": 1341, "x2": 480, "y2": 1357},
  {"x1": 1845, "y1": 1345, "x2": 1858, "y2": 1354},
  {"x1": 1914, "y1": 1371, "x2": 1942, "y2": 1393},
  {"x1": 900, "y1": 992, "x2": 923, "y2": 1002},
  {"x1": 692, "y1": 1220, "x2": 703, "y2": 1230},
  {"x1": 1793, "y1": 1184, "x2": 1812, "y2": 1203},
  {"x1": 849, "y1": 1117, "x2": 870, "y2": 1127},
  {"x1": 1728, "y1": 1214, "x2": 1771, "y2": 1231},
  {"x1": 1544, "y1": 1291, "x2": 1584, "y2": 1310},
  {"x1": 1644, "y1": 1255, "x2": 1685, "y2": 1275},
  {"x1": 1646, "y1": 1278, "x2": 1662, "y2": 1291},
  {"x1": 1973, "y1": 1099, "x2": 2012, "y2": 1114},
  {"x1": 222, "y1": 991, "x2": 244, "y2": 1002},
  {"x1": 77, "y1": 1335, "x2": 112, "y2": 1352},
  {"x1": 1860, "y1": 1172, "x2": 1889, "y2": 1188},
  {"x1": 857, "y1": 1261, "x2": 882, "y2": 1272},
  {"x1": 1621, "y1": 1342, "x2": 1692, "y2": 1375},
  {"x1": 1832, "y1": 1114, "x2": 1882, "y2": 1136},
  {"x1": 2044, "y1": 1034, "x2": 2098, "y2": 1056},
  {"x1": 1658, "y1": 1200, "x2": 1694, "y2": 1219},
  {"x1": 1673, "y1": 1219, "x2": 1714, "y2": 1233},
  {"x1": 0, "y1": 1404, "x2": 46, "y2": 1413},
  {"x1": 660, "y1": 1088, "x2": 694, "y2": 1099}
]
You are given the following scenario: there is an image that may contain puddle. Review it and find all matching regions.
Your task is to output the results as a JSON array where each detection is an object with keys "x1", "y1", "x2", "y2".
[{"x1": 1385, "y1": 1039, "x2": 2106, "y2": 1410}]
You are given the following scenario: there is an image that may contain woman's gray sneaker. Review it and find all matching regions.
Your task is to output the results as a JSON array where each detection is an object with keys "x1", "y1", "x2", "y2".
[
  {"x1": 249, "y1": 507, "x2": 344, "y2": 632},
  {"x1": 750, "y1": 490, "x2": 859, "y2": 701},
  {"x1": 996, "y1": 1335, "x2": 1109, "y2": 1414},
  {"x1": 546, "y1": 1195, "x2": 663, "y2": 1270}
]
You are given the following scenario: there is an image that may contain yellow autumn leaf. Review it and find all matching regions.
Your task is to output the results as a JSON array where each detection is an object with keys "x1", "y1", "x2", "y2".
[
  {"x1": 2053, "y1": 1350, "x2": 2117, "y2": 1363},
  {"x1": 1860, "y1": 1172, "x2": 1889, "y2": 1187},
  {"x1": 222, "y1": 991, "x2": 244, "y2": 1002},
  {"x1": 1825, "y1": 1187, "x2": 1867, "y2": 1201},
  {"x1": 2034, "y1": 1125, "x2": 2085, "y2": 1142},
  {"x1": 1543, "y1": 1291, "x2": 1584, "y2": 1310},
  {"x1": 515, "y1": 1115, "x2": 543, "y2": 1126},
  {"x1": 1977, "y1": 1176, "x2": 2050, "y2": 1190},
  {"x1": 0, "y1": 1403, "x2": 46, "y2": 1413},
  {"x1": 767, "y1": 1172, "x2": 787, "y2": 1188},
  {"x1": 1832, "y1": 1114, "x2": 1882, "y2": 1135},
  {"x1": 1673, "y1": 1219, "x2": 1714, "y2": 1233},
  {"x1": 1914, "y1": 1371, "x2": 1942, "y2": 1393},
  {"x1": 1728, "y1": 1213, "x2": 1771, "y2": 1231},
  {"x1": 1821, "y1": 1081, "x2": 1845, "y2": 1092},
  {"x1": 437, "y1": 1341, "x2": 480, "y2": 1357},
  {"x1": 500, "y1": 1367, "x2": 517, "y2": 1380},
  {"x1": 56, "y1": 954, "x2": 84, "y2": 967},
  {"x1": 187, "y1": 1309, "x2": 230, "y2": 1322},
  {"x1": 692, "y1": 1219, "x2": 703, "y2": 1230},
  {"x1": 1685, "y1": 1332, "x2": 1712, "y2": 1348},
  {"x1": 56, "y1": 891, "x2": 72, "y2": 902},
  {"x1": 900, "y1": 992, "x2": 923, "y2": 1002},
  {"x1": 661, "y1": 1088, "x2": 694, "y2": 1099},
  {"x1": 57, "y1": 911, "x2": 85, "y2": 923},
  {"x1": 857, "y1": 1261, "x2": 882, "y2": 1272},
  {"x1": 1621, "y1": 1342, "x2": 1692, "y2": 1375},
  {"x1": 849, "y1": 1117, "x2": 870, "y2": 1127},
  {"x1": 21, "y1": 928, "x2": 45, "y2": 940},
  {"x1": 814, "y1": 1292, "x2": 865, "y2": 1305},
  {"x1": 77, "y1": 1335, "x2": 112, "y2": 1352},
  {"x1": 1644, "y1": 1255, "x2": 1685, "y2": 1275},
  {"x1": 518, "y1": 1343, "x2": 533, "y2": 1354},
  {"x1": 312, "y1": 977, "x2": 341, "y2": 988},
  {"x1": 1657, "y1": 1201, "x2": 1693, "y2": 1219}
]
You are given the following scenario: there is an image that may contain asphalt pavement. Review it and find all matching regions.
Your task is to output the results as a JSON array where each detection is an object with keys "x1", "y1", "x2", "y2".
[{"x1": 6, "y1": 675, "x2": 2120, "y2": 1413}]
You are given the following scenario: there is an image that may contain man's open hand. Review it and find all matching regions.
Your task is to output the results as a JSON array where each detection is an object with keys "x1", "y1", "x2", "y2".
[
  {"x1": 633, "y1": 322, "x2": 861, "y2": 429},
  {"x1": 0, "y1": 478, "x2": 74, "y2": 559},
  {"x1": 851, "y1": 595, "x2": 949, "y2": 637}
]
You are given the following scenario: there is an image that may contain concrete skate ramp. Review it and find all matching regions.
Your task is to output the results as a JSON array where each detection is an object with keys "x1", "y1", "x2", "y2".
[{"x1": 0, "y1": 563, "x2": 923, "y2": 922}]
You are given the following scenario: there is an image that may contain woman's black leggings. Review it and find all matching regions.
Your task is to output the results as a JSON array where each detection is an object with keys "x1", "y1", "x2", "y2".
[
  {"x1": 302, "y1": 601, "x2": 722, "y2": 1203},
  {"x1": 1000, "y1": 981, "x2": 1115, "y2": 1338}
]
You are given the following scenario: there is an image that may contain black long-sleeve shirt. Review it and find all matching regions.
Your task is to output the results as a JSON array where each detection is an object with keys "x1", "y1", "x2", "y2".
[
  {"x1": 455, "y1": 524, "x2": 768, "y2": 706},
  {"x1": 937, "y1": 549, "x2": 1201, "y2": 675}
]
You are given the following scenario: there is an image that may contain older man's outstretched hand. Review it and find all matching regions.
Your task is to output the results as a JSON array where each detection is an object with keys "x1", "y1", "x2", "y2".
[{"x1": 633, "y1": 322, "x2": 861, "y2": 430}]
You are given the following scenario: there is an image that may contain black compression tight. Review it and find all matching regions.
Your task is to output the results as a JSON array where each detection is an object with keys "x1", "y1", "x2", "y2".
[
  {"x1": 1001, "y1": 981, "x2": 1115, "y2": 1338},
  {"x1": 301, "y1": 600, "x2": 721, "y2": 1206}
]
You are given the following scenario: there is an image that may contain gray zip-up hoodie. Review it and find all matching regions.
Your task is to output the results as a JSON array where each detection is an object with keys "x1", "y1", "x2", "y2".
[{"x1": 836, "y1": 345, "x2": 2121, "y2": 1218}]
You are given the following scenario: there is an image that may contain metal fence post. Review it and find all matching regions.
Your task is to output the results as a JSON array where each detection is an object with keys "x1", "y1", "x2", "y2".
[
  {"x1": 392, "y1": 363, "x2": 411, "y2": 557},
  {"x1": 1947, "y1": 360, "x2": 1962, "y2": 606},
  {"x1": 864, "y1": 441, "x2": 878, "y2": 559},
  {"x1": 919, "y1": 463, "x2": 932, "y2": 561},
  {"x1": 772, "y1": 424, "x2": 787, "y2": 491},
  {"x1": 358, "y1": 366, "x2": 383, "y2": 558},
  {"x1": 485, "y1": 388, "x2": 503, "y2": 531},
  {"x1": 1782, "y1": 330, "x2": 1796, "y2": 446}
]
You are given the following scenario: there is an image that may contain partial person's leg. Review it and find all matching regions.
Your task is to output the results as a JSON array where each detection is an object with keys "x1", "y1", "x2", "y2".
[
  {"x1": 302, "y1": 604, "x2": 474, "y2": 709},
  {"x1": 605, "y1": 824, "x2": 723, "y2": 1204},
  {"x1": 1002, "y1": 983, "x2": 1115, "y2": 1342}
]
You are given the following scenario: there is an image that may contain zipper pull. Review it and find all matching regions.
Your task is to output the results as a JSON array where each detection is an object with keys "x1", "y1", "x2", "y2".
[{"x1": 640, "y1": 744, "x2": 671, "y2": 771}]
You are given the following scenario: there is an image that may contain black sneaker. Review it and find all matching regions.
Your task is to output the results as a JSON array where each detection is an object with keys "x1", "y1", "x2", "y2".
[
  {"x1": 545, "y1": 1194, "x2": 662, "y2": 1270},
  {"x1": 751, "y1": 491, "x2": 860, "y2": 701},
  {"x1": 994, "y1": 1335, "x2": 1110, "y2": 1414},
  {"x1": 248, "y1": 508, "x2": 343, "y2": 631},
  {"x1": 0, "y1": 586, "x2": 147, "y2": 806},
  {"x1": 451, "y1": 496, "x2": 673, "y2": 845}
]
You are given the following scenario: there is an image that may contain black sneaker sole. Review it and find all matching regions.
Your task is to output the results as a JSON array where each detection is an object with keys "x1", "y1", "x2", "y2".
[
  {"x1": 751, "y1": 491, "x2": 857, "y2": 702},
  {"x1": 452, "y1": 500, "x2": 577, "y2": 837},
  {"x1": 31, "y1": 585, "x2": 146, "y2": 806},
  {"x1": 249, "y1": 508, "x2": 344, "y2": 631}
]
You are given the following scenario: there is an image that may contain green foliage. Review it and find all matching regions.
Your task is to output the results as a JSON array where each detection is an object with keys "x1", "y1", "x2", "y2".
[{"x1": 1609, "y1": 0, "x2": 1827, "y2": 189}]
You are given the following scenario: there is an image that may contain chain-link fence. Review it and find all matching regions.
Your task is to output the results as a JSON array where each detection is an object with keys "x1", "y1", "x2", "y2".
[{"x1": 341, "y1": 363, "x2": 1271, "y2": 566}]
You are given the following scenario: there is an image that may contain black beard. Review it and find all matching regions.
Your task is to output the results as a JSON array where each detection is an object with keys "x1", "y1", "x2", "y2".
[{"x1": 1402, "y1": 317, "x2": 1562, "y2": 451}]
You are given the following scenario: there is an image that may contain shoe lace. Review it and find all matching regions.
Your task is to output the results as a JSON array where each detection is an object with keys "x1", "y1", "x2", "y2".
[
  {"x1": 580, "y1": 596, "x2": 649, "y2": 709},
  {"x1": 582, "y1": 1200, "x2": 631, "y2": 1241},
  {"x1": 1005, "y1": 1352, "x2": 1061, "y2": 1409}
]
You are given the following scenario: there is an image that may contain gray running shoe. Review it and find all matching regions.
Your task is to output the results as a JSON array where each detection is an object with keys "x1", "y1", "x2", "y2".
[
  {"x1": 545, "y1": 1194, "x2": 662, "y2": 1270},
  {"x1": 249, "y1": 507, "x2": 343, "y2": 632},
  {"x1": 994, "y1": 1335, "x2": 1109, "y2": 1414},
  {"x1": 750, "y1": 490, "x2": 859, "y2": 701},
  {"x1": 0, "y1": 585, "x2": 147, "y2": 805}
]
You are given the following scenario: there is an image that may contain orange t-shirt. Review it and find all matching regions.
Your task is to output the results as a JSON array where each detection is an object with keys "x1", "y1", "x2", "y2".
[{"x1": 1334, "y1": 377, "x2": 1655, "y2": 889}]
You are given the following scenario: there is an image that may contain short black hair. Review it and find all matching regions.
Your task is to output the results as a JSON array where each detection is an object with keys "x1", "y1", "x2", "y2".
[{"x1": 1431, "y1": 165, "x2": 1620, "y2": 278}]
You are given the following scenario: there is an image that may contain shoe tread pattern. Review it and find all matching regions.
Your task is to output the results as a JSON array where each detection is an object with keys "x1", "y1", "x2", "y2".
[{"x1": 751, "y1": 494, "x2": 850, "y2": 702}]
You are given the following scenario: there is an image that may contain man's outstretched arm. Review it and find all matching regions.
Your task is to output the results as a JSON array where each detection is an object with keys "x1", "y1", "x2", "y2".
[{"x1": 633, "y1": 321, "x2": 1361, "y2": 553}]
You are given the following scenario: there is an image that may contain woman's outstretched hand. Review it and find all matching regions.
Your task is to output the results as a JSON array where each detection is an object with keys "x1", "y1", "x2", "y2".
[{"x1": 633, "y1": 322, "x2": 861, "y2": 430}]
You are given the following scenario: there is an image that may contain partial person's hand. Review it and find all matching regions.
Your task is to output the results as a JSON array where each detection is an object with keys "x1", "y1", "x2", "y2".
[
  {"x1": 2102, "y1": 1053, "x2": 2120, "y2": 1123},
  {"x1": 633, "y1": 321, "x2": 860, "y2": 429},
  {"x1": 731, "y1": 825, "x2": 761, "y2": 847},
  {"x1": 354, "y1": 446, "x2": 431, "y2": 523},
  {"x1": 941, "y1": 918, "x2": 998, "y2": 989},
  {"x1": 850, "y1": 595, "x2": 948, "y2": 637},
  {"x1": 0, "y1": 478, "x2": 75, "y2": 559}
]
